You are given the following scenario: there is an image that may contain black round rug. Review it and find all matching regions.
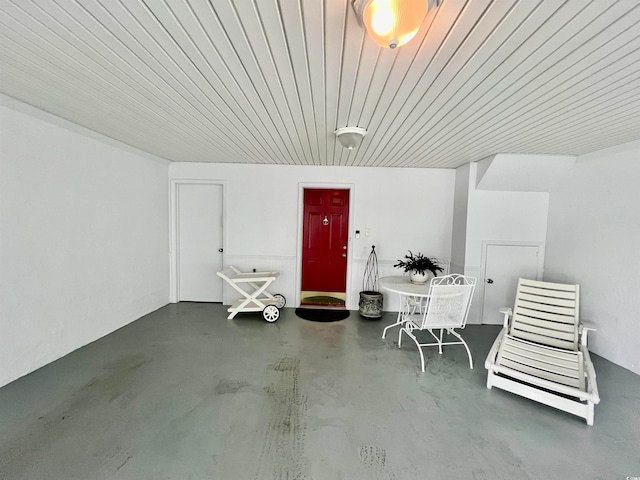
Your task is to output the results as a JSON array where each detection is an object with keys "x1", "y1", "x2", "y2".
[{"x1": 295, "y1": 308, "x2": 350, "y2": 322}]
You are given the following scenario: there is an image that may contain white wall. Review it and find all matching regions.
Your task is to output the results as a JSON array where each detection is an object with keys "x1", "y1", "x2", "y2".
[
  {"x1": 454, "y1": 162, "x2": 550, "y2": 323},
  {"x1": 465, "y1": 162, "x2": 549, "y2": 267},
  {"x1": 450, "y1": 163, "x2": 470, "y2": 273},
  {"x1": 545, "y1": 140, "x2": 640, "y2": 374},
  {"x1": 476, "y1": 154, "x2": 575, "y2": 192},
  {"x1": 0, "y1": 102, "x2": 170, "y2": 387},
  {"x1": 169, "y1": 163, "x2": 455, "y2": 311}
]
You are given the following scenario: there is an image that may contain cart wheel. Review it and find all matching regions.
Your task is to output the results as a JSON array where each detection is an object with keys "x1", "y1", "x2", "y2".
[
  {"x1": 273, "y1": 294, "x2": 286, "y2": 309},
  {"x1": 263, "y1": 305, "x2": 280, "y2": 322}
]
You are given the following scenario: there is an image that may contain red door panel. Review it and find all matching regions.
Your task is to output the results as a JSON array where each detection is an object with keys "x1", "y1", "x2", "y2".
[
  {"x1": 302, "y1": 189, "x2": 349, "y2": 292},
  {"x1": 326, "y1": 260, "x2": 346, "y2": 291},
  {"x1": 329, "y1": 212, "x2": 346, "y2": 250}
]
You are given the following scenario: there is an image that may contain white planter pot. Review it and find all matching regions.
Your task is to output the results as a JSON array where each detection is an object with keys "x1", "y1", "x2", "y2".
[{"x1": 410, "y1": 270, "x2": 431, "y2": 284}]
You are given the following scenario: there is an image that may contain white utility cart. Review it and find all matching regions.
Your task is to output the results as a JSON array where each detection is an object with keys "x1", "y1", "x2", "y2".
[{"x1": 216, "y1": 266, "x2": 286, "y2": 322}]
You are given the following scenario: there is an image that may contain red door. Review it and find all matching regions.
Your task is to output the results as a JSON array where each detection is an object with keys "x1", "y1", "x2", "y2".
[{"x1": 302, "y1": 189, "x2": 350, "y2": 293}]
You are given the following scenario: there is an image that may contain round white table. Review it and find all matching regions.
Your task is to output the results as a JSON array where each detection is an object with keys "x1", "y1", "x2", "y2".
[
  {"x1": 379, "y1": 275, "x2": 431, "y2": 339},
  {"x1": 379, "y1": 275, "x2": 431, "y2": 296}
]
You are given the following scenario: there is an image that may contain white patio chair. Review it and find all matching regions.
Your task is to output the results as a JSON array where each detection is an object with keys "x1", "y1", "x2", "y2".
[
  {"x1": 398, "y1": 274, "x2": 476, "y2": 372},
  {"x1": 484, "y1": 278, "x2": 600, "y2": 426}
]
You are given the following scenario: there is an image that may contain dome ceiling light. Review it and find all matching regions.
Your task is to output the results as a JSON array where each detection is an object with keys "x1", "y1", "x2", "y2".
[
  {"x1": 352, "y1": 0, "x2": 441, "y2": 49},
  {"x1": 335, "y1": 127, "x2": 367, "y2": 150}
]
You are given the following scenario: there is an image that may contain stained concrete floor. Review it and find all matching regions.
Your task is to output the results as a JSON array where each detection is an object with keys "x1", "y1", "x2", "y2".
[{"x1": 0, "y1": 303, "x2": 639, "y2": 480}]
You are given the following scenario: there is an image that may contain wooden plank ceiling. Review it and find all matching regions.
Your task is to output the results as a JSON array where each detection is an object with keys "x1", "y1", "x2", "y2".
[{"x1": 1, "y1": 0, "x2": 639, "y2": 168}]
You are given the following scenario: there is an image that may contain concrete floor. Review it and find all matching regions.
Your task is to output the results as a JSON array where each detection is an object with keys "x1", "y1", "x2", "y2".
[{"x1": 1, "y1": 303, "x2": 638, "y2": 480}]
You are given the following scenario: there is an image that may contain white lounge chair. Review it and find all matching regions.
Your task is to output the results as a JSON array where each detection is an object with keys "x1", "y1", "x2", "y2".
[
  {"x1": 484, "y1": 278, "x2": 600, "y2": 426},
  {"x1": 398, "y1": 274, "x2": 476, "y2": 372}
]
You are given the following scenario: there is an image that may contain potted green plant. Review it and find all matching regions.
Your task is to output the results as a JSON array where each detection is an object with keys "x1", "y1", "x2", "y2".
[{"x1": 394, "y1": 250, "x2": 443, "y2": 284}]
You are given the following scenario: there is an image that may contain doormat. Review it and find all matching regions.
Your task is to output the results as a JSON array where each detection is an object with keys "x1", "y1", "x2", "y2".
[
  {"x1": 295, "y1": 308, "x2": 350, "y2": 322},
  {"x1": 300, "y1": 296, "x2": 345, "y2": 307}
]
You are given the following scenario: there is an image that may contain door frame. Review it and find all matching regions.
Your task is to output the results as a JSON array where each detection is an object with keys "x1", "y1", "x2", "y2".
[
  {"x1": 169, "y1": 179, "x2": 226, "y2": 303},
  {"x1": 296, "y1": 182, "x2": 355, "y2": 309},
  {"x1": 479, "y1": 240, "x2": 545, "y2": 324}
]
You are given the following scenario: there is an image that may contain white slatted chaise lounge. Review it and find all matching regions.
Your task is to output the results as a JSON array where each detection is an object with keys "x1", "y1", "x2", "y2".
[{"x1": 485, "y1": 278, "x2": 600, "y2": 425}]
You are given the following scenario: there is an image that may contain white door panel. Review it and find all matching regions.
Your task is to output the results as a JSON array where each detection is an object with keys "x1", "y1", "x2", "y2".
[
  {"x1": 482, "y1": 244, "x2": 541, "y2": 324},
  {"x1": 178, "y1": 184, "x2": 223, "y2": 302}
]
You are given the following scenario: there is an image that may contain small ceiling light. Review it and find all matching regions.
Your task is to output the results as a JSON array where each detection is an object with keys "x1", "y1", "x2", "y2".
[
  {"x1": 335, "y1": 127, "x2": 367, "y2": 150},
  {"x1": 352, "y1": 0, "x2": 440, "y2": 49}
]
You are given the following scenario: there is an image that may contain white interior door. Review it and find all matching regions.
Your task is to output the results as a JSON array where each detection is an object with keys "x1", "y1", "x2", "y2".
[
  {"x1": 178, "y1": 183, "x2": 223, "y2": 302},
  {"x1": 482, "y1": 244, "x2": 541, "y2": 324}
]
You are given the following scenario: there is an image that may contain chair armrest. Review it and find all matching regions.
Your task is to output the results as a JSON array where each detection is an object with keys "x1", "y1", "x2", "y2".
[
  {"x1": 579, "y1": 321, "x2": 597, "y2": 347},
  {"x1": 499, "y1": 308, "x2": 512, "y2": 329},
  {"x1": 580, "y1": 344, "x2": 600, "y2": 403},
  {"x1": 484, "y1": 327, "x2": 507, "y2": 370}
]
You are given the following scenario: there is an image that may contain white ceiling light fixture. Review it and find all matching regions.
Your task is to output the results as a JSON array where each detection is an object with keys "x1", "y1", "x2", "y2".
[
  {"x1": 335, "y1": 127, "x2": 367, "y2": 150},
  {"x1": 352, "y1": 0, "x2": 440, "y2": 49}
]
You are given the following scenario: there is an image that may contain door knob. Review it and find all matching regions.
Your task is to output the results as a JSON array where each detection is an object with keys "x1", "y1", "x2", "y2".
[
  {"x1": 218, "y1": 248, "x2": 223, "y2": 253},
  {"x1": 342, "y1": 253, "x2": 347, "y2": 258},
  {"x1": 486, "y1": 278, "x2": 494, "y2": 284}
]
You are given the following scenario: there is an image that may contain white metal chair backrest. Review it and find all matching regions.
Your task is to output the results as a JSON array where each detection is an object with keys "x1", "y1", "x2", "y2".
[
  {"x1": 510, "y1": 278, "x2": 579, "y2": 351},
  {"x1": 420, "y1": 274, "x2": 476, "y2": 329}
]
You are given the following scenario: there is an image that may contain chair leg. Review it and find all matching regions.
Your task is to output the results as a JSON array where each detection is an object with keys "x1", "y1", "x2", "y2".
[
  {"x1": 486, "y1": 370, "x2": 493, "y2": 389},
  {"x1": 382, "y1": 323, "x2": 393, "y2": 340},
  {"x1": 587, "y1": 402, "x2": 594, "y2": 426},
  {"x1": 438, "y1": 329, "x2": 444, "y2": 354},
  {"x1": 402, "y1": 328, "x2": 426, "y2": 372},
  {"x1": 382, "y1": 311, "x2": 404, "y2": 339},
  {"x1": 449, "y1": 329, "x2": 473, "y2": 369},
  {"x1": 398, "y1": 326, "x2": 403, "y2": 347},
  {"x1": 414, "y1": 337, "x2": 426, "y2": 373}
]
